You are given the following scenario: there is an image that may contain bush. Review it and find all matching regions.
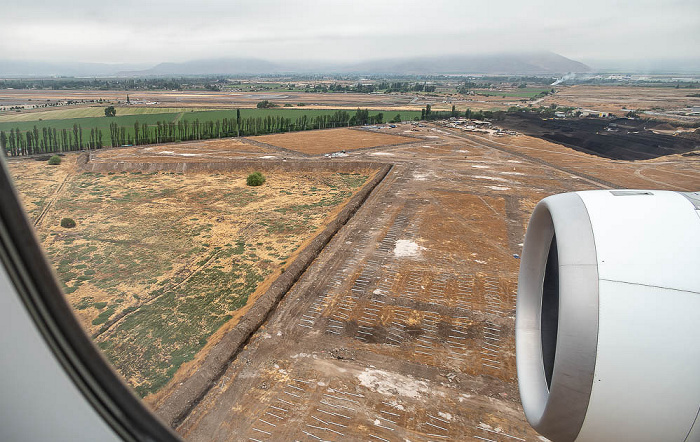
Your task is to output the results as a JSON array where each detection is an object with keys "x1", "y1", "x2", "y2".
[
  {"x1": 60, "y1": 217, "x2": 76, "y2": 228},
  {"x1": 246, "y1": 172, "x2": 266, "y2": 186},
  {"x1": 48, "y1": 155, "x2": 61, "y2": 165},
  {"x1": 256, "y1": 100, "x2": 275, "y2": 109}
]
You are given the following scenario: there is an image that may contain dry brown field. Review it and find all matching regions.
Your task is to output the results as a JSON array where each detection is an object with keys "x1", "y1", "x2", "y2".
[
  {"x1": 92, "y1": 138, "x2": 276, "y2": 163},
  {"x1": 250, "y1": 127, "x2": 416, "y2": 154},
  {"x1": 8, "y1": 155, "x2": 376, "y2": 398},
  {"x1": 541, "y1": 85, "x2": 700, "y2": 116},
  {"x1": 0, "y1": 89, "x2": 428, "y2": 111},
  {"x1": 0, "y1": 88, "x2": 526, "y2": 114}
]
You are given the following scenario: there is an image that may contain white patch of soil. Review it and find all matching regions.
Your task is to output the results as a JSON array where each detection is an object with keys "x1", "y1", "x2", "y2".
[
  {"x1": 358, "y1": 368, "x2": 430, "y2": 399},
  {"x1": 438, "y1": 412, "x2": 453, "y2": 421},
  {"x1": 473, "y1": 175, "x2": 509, "y2": 182},
  {"x1": 394, "y1": 240, "x2": 424, "y2": 258}
]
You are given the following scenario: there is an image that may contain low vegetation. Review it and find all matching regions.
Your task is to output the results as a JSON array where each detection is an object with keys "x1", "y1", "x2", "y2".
[
  {"x1": 10, "y1": 164, "x2": 372, "y2": 397},
  {"x1": 48, "y1": 155, "x2": 61, "y2": 165},
  {"x1": 60, "y1": 217, "x2": 76, "y2": 228},
  {"x1": 246, "y1": 171, "x2": 266, "y2": 186}
]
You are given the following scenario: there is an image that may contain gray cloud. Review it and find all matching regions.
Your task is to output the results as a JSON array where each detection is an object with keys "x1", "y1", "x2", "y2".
[{"x1": 1, "y1": 0, "x2": 698, "y2": 66}]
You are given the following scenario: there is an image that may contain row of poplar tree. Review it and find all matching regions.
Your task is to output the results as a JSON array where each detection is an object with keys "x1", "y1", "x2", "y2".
[
  {"x1": 0, "y1": 124, "x2": 105, "y2": 157},
  {"x1": 0, "y1": 108, "x2": 385, "y2": 156}
]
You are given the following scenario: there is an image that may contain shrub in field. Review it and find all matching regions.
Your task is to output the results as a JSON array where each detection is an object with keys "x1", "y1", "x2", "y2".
[
  {"x1": 246, "y1": 171, "x2": 266, "y2": 186},
  {"x1": 60, "y1": 217, "x2": 76, "y2": 228},
  {"x1": 48, "y1": 155, "x2": 62, "y2": 165},
  {"x1": 256, "y1": 100, "x2": 275, "y2": 109}
]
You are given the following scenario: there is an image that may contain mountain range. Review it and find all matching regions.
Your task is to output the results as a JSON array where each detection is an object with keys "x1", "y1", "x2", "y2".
[{"x1": 1, "y1": 52, "x2": 590, "y2": 77}]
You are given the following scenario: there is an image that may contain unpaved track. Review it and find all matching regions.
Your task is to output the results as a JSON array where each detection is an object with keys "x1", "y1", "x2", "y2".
[
  {"x1": 33, "y1": 171, "x2": 72, "y2": 227},
  {"x1": 163, "y1": 124, "x2": 697, "y2": 441}
]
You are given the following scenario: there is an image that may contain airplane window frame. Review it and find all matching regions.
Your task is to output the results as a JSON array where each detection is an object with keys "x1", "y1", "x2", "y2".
[{"x1": 0, "y1": 156, "x2": 181, "y2": 442}]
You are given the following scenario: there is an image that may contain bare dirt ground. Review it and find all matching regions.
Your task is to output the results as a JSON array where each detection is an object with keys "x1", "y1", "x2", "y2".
[
  {"x1": 0, "y1": 89, "x2": 429, "y2": 111},
  {"x1": 167, "y1": 126, "x2": 698, "y2": 441},
  {"x1": 250, "y1": 128, "x2": 416, "y2": 155},
  {"x1": 92, "y1": 138, "x2": 276, "y2": 163},
  {"x1": 0, "y1": 88, "x2": 530, "y2": 114},
  {"x1": 541, "y1": 85, "x2": 700, "y2": 117}
]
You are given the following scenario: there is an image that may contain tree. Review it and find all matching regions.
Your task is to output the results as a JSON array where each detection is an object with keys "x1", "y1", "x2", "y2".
[
  {"x1": 353, "y1": 108, "x2": 370, "y2": 125},
  {"x1": 73, "y1": 124, "x2": 79, "y2": 150},
  {"x1": 256, "y1": 100, "x2": 275, "y2": 109},
  {"x1": 236, "y1": 109, "x2": 241, "y2": 137},
  {"x1": 134, "y1": 121, "x2": 140, "y2": 145},
  {"x1": 104, "y1": 106, "x2": 116, "y2": 117}
]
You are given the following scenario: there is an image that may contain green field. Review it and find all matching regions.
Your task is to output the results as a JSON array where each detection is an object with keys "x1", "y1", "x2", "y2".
[{"x1": 0, "y1": 107, "x2": 422, "y2": 138}]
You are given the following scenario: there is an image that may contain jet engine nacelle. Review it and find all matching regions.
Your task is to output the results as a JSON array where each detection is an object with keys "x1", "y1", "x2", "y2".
[{"x1": 516, "y1": 190, "x2": 700, "y2": 442}]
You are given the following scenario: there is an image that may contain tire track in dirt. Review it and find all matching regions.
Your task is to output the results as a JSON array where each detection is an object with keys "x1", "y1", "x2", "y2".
[
  {"x1": 91, "y1": 249, "x2": 223, "y2": 340},
  {"x1": 438, "y1": 127, "x2": 617, "y2": 189},
  {"x1": 634, "y1": 168, "x2": 693, "y2": 191},
  {"x1": 33, "y1": 171, "x2": 72, "y2": 227}
]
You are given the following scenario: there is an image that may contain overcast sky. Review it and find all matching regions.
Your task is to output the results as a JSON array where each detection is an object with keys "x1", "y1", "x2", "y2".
[{"x1": 1, "y1": 0, "x2": 698, "y2": 67}]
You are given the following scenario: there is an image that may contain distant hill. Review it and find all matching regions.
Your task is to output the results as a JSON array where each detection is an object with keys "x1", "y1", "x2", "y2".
[
  {"x1": 0, "y1": 52, "x2": 590, "y2": 77},
  {"x1": 343, "y1": 52, "x2": 591, "y2": 75},
  {"x1": 0, "y1": 60, "x2": 149, "y2": 77},
  {"x1": 121, "y1": 58, "x2": 282, "y2": 76},
  {"x1": 125, "y1": 52, "x2": 589, "y2": 76}
]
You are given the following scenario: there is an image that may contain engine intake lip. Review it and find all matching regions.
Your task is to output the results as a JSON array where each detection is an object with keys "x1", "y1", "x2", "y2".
[{"x1": 516, "y1": 192, "x2": 600, "y2": 442}]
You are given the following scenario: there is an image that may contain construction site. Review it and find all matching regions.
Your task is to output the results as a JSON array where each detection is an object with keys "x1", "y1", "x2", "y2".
[{"x1": 9, "y1": 123, "x2": 699, "y2": 441}]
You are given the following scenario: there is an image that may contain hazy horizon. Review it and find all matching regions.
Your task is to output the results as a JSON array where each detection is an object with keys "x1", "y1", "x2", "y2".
[{"x1": 1, "y1": 0, "x2": 698, "y2": 71}]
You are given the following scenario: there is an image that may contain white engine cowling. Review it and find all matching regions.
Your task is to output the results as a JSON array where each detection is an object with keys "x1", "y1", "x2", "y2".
[{"x1": 516, "y1": 190, "x2": 700, "y2": 442}]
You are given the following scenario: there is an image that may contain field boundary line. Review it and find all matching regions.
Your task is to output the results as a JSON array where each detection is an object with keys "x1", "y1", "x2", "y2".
[{"x1": 239, "y1": 137, "x2": 311, "y2": 157}]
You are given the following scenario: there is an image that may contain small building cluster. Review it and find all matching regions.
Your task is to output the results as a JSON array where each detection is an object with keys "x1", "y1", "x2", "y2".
[{"x1": 439, "y1": 118, "x2": 518, "y2": 136}]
